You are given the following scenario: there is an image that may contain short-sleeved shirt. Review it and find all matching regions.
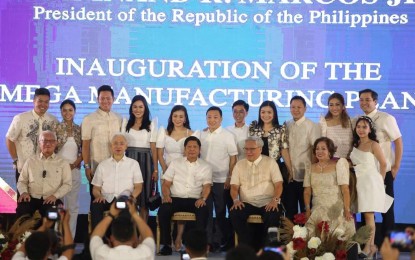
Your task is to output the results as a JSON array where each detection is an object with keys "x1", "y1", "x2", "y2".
[
  {"x1": 12, "y1": 251, "x2": 68, "y2": 260},
  {"x1": 82, "y1": 109, "x2": 122, "y2": 172},
  {"x1": 231, "y1": 155, "x2": 283, "y2": 208},
  {"x1": 90, "y1": 236, "x2": 155, "y2": 260},
  {"x1": 17, "y1": 153, "x2": 72, "y2": 199},
  {"x1": 364, "y1": 109, "x2": 402, "y2": 172},
  {"x1": 286, "y1": 116, "x2": 321, "y2": 181},
  {"x1": 6, "y1": 110, "x2": 58, "y2": 172},
  {"x1": 198, "y1": 126, "x2": 238, "y2": 183},
  {"x1": 162, "y1": 157, "x2": 212, "y2": 199},
  {"x1": 226, "y1": 124, "x2": 249, "y2": 161},
  {"x1": 91, "y1": 155, "x2": 143, "y2": 203},
  {"x1": 124, "y1": 119, "x2": 158, "y2": 148}
]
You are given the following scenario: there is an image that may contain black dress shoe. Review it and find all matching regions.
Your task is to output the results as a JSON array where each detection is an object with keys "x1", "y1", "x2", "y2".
[{"x1": 160, "y1": 245, "x2": 173, "y2": 255}]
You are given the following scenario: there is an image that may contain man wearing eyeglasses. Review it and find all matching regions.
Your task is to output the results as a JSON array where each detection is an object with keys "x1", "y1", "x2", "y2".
[
  {"x1": 16, "y1": 130, "x2": 72, "y2": 217},
  {"x1": 229, "y1": 136, "x2": 283, "y2": 249}
]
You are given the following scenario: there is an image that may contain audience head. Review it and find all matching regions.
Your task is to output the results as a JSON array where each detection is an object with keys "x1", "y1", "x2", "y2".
[
  {"x1": 33, "y1": 88, "x2": 51, "y2": 116},
  {"x1": 184, "y1": 229, "x2": 208, "y2": 258},
  {"x1": 167, "y1": 105, "x2": 191, "y2": 135},
  {"x1": 38, "y1": 130, "x2": 57, "y2": 157},
  {"x1": 258, "y1": 101, "x2": 279, "y2": 128},
  {"x1": 353, "y1": 116, "x2": 378, "y2": 147},
  {"x1": 244, "y1": 136, "x2": 264, "y2": 162},
  {"x1": 258, "y1": 249, "x2": 285, "y2": 260},
  {"x1": 25, "y1": 231, "x2": 51, "y2": 260},
  {"x1": 206, "y1": 106, "x2": 223, "y2": 131},
  {"x1": 111, "y1": 215, "x2": 135, "y2": 243},
  {"x1": 110, "y1": 133, "x2": 128, "y2": 157},
  {"x1": 97, "y1": 85, "x2": 114, "y2": 113},
  {"x1": 184, "y1": 136, "x2": 201, "y2": 161},
  {"x1": 359, "y1": 89, "x2": 378, "y2": 114},
  {"x1": 127, "y1": 95, "x2": 151, "y2": 132},
  {"x1": 290, "y1": 95, "x2": 307, "y2": 121},
  {"x1": 325, "y1": 93, "x2": 350, "y2": 128},
  {"x1": 313, "y1": 137, "x2": 337, "y2": 160},
  {"x1": 232, "y1": 100, "x2": 249, "y2": 126},
  {"x1": 226, "y1": 244, "x2": 257, "y2": 260}
]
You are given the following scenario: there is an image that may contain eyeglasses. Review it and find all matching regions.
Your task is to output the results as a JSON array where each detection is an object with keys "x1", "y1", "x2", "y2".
[
  {"x1": 40, "y1": 139, "x2": 56, "y2": 144},
  {"x1": 244, "y1": 147, "x2": 259, "y2": 152},
  {"x1": 42, "y1": 170, "x2": 46, "y2": 178}
]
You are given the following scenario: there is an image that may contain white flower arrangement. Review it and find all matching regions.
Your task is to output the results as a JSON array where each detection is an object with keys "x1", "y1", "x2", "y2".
[
  {"x1": 307, "y1": 237, "x2": 322, "y2": 249},
  {"x1": 293, "y1": 225, "x2": 308, "y2": 239}
]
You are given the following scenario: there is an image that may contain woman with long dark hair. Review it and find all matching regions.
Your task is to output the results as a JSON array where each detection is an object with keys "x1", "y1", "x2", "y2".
[
  {"x1": 319, "y1": 93, "x2": 353, "y2": 159},
  {"x1": 123, "y1": 95, "x2": 158, "y2": 221},
  {"x1": 350, "y1": 116, "x2": 390, "y2": 258}
]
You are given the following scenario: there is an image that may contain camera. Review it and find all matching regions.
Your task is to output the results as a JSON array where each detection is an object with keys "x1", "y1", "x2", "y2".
[
  {"x1": 389, "y1": 230, "x2": 413, "y2": 250},
  {"x1": 116, "y1": 195, "x2": 129, "y2": 209},
  {"x1": 266, "y1": 227, "x2": 281, "y2": 247},
  {"x1": 46, "y1": 206, "x2": 59, "y2": 220}
]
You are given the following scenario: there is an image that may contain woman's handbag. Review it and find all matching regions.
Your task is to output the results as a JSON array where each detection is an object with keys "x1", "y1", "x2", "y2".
[{"x1": 147, "y1": 180, "x2": 162, "y2": 211}]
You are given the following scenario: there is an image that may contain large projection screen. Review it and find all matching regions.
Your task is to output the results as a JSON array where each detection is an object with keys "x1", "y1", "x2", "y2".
[{"x1": 0, "y1": 0, "x2": 414, "y2": 223}]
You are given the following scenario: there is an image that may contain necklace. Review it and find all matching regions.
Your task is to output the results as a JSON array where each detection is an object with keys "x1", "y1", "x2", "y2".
[{"x1": 317, "y1": 162, "x2": 329, "y2": 173}]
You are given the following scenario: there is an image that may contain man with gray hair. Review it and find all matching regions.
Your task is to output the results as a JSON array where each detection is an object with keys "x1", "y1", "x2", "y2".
[
  {"x1": 16, "y1": 130, "x2": 72, "y2": 217},
  {"x1": 90, "y1": 133, "x2": 143, "y2": 229},
  {"x1": 229, "y1": 136, "x2": 283, "y2": 248}
]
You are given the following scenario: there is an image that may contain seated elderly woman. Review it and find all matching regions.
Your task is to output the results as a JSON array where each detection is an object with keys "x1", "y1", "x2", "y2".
[{"x1": 303, "y1": 137, "x2": 355, "y2": 238}]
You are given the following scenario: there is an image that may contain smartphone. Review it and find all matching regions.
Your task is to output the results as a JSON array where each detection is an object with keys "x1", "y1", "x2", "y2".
[
  {"x1": 263, "y1": 246, "x2": 284, "y2": 255},
  {"x1": 389, "y1": 230, "x2": 412, "y2": 250},
  {"x1": 181, "y1": 253, "x2": 190, "y2": 260},
  {"x1": 116, "y1": 201, "x2": 126, "y2": 209}
]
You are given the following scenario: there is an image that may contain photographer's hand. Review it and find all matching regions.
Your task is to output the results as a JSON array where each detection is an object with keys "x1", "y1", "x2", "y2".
[
  {"x1": 109, "y1": 201, "x2": 121, "y2": 218},
  {"x1": 380, "y1": 237, "x2": 399, "y2": 260}
]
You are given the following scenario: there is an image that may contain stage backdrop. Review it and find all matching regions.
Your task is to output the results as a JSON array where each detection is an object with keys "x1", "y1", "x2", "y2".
[{"x1": 0, "y1": 0, "x2": 414, "y2": 223}]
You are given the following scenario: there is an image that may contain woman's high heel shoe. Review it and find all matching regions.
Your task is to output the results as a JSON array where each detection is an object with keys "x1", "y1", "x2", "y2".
[{"x1": 369, "y1": 245, "x2": 378, "y2": 259}]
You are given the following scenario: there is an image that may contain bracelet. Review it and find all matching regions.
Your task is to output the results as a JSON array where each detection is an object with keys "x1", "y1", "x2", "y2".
[
  {"x1": 233, "y1": 198, "x2": 239, "y2": 203},
  {"x1": 200, "y1": 197, "x2": 206, "y2": 201},
  {"x1": 84, "y1": 163, "x2": 90, "y2": 169},
  {"x1": 273, "y1": 197, "x2": 281, "y2": 204},
  {"x1": 305, "y1": 205, "x2": 310, "y2": 210}
]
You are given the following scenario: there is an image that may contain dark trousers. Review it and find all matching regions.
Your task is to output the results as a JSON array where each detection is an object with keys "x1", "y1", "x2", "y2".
[
  {"x1": 230, "y1": 202, "x2": 282, "y2": 248},
  {"x1": 207, "y1": 182, "x2": 228, "y2": 244},
  {"x1": 90, "y1": 200, "x2": 112, "y2": 230},
  {"x1": 16, "y1": 197, "x2": 63, "y2": 218},
  {"x1": 158, "y1": 197, "x2": 209, "y2": 246},
  {"x1": 381, "y1": 171, "x2": 395, "y2": 238},
  {"x1": 282, "y1": 180, "x2": 305, "y2": 220}
]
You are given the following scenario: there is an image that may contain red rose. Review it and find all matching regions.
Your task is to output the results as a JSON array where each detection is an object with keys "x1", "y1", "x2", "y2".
[
  {"x1": 317, "y1": 221, "x2": 330, "y2": 233},
  {"x1": 294, "y1": 213, "x2": 307, "y2": 225},
  {"x1": 335, "y1": 249, "x2": 347, "y2": 260},
  {"x1": 293, "y1": 237, "x2": 307, "y2": 250}
]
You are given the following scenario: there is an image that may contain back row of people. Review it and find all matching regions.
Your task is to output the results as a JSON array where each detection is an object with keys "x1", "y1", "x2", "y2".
[{"x1": 6, "y1": 86, "x2": 402, "y2": 251}]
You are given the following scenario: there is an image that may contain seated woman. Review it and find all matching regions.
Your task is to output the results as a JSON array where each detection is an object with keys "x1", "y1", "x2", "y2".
[{"x1": 303, "y1": 137, "x2": 355, "y2": 238}]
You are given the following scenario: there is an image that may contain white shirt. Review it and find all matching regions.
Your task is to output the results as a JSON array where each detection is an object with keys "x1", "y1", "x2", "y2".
[
  {"x1": 226, "y1": 124, "x2": 249, "y2": 161},
  {"x1": 6, "y1": 110, "x2": 58, "y2": 172},
  {"x1": 17, "y1": 153, "x2": 72, "y2": 199},
  {"x1": 319, "y1": 116, "x2": 353, "y2": 159},
  {"x1": 162, "y1": 157, "x2": 212, "y2": 199},
  {"x1": 81, "y1": 109, "x2": 122, "y2": 172},
  {"x1": 123, "y1": 119, "x2": 158, "y2": 148},
  {"x1": 198, "y1": 126, "x2": 238, "y2": 183},
  {"x1": 364, "y1": 109, "x2": 402, "y2": 172},
  {"x1": 91, "y1": 155, "x2": 143, "y2": 203},
  {"x1": 231, "y1": 155, "x2": 283, "y2": 208},
  {"x1": 90, "y1": 236, "x2": 155, "y2": 260},
  {"x1": 286, "y1": 116, "x2": 321, "y2": 181}
]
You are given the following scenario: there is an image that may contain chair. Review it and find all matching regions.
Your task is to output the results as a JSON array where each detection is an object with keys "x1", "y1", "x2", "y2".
[
  {"x1": 156, "y1": 212, "x2": 196, "y2": 253},
  {"x1": 234, "y1": 214, "x2": 263, "y2": 246}
]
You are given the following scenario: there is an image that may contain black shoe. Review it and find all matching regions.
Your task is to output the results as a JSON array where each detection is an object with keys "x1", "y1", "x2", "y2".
[{"x1": 160, "y1": 245, "x2": 173, "y2": 256}]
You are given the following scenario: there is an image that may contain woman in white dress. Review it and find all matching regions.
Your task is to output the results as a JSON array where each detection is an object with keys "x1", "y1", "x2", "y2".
[
  {"x1": 319, "y1": 93, "x2": 353, "y2": 159},
  {"x1": 157, "y1": 105, "x2": 195, "y2": 251},
  {"x1": 350, "y1": 116, "x2": 388, "y2": 258},
  {"x1": 54, "y1": 99, "x2": 82, "y2": 238},
  {"x1": 123, "y1": 95, "x2": 158, "y2": 222}
]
